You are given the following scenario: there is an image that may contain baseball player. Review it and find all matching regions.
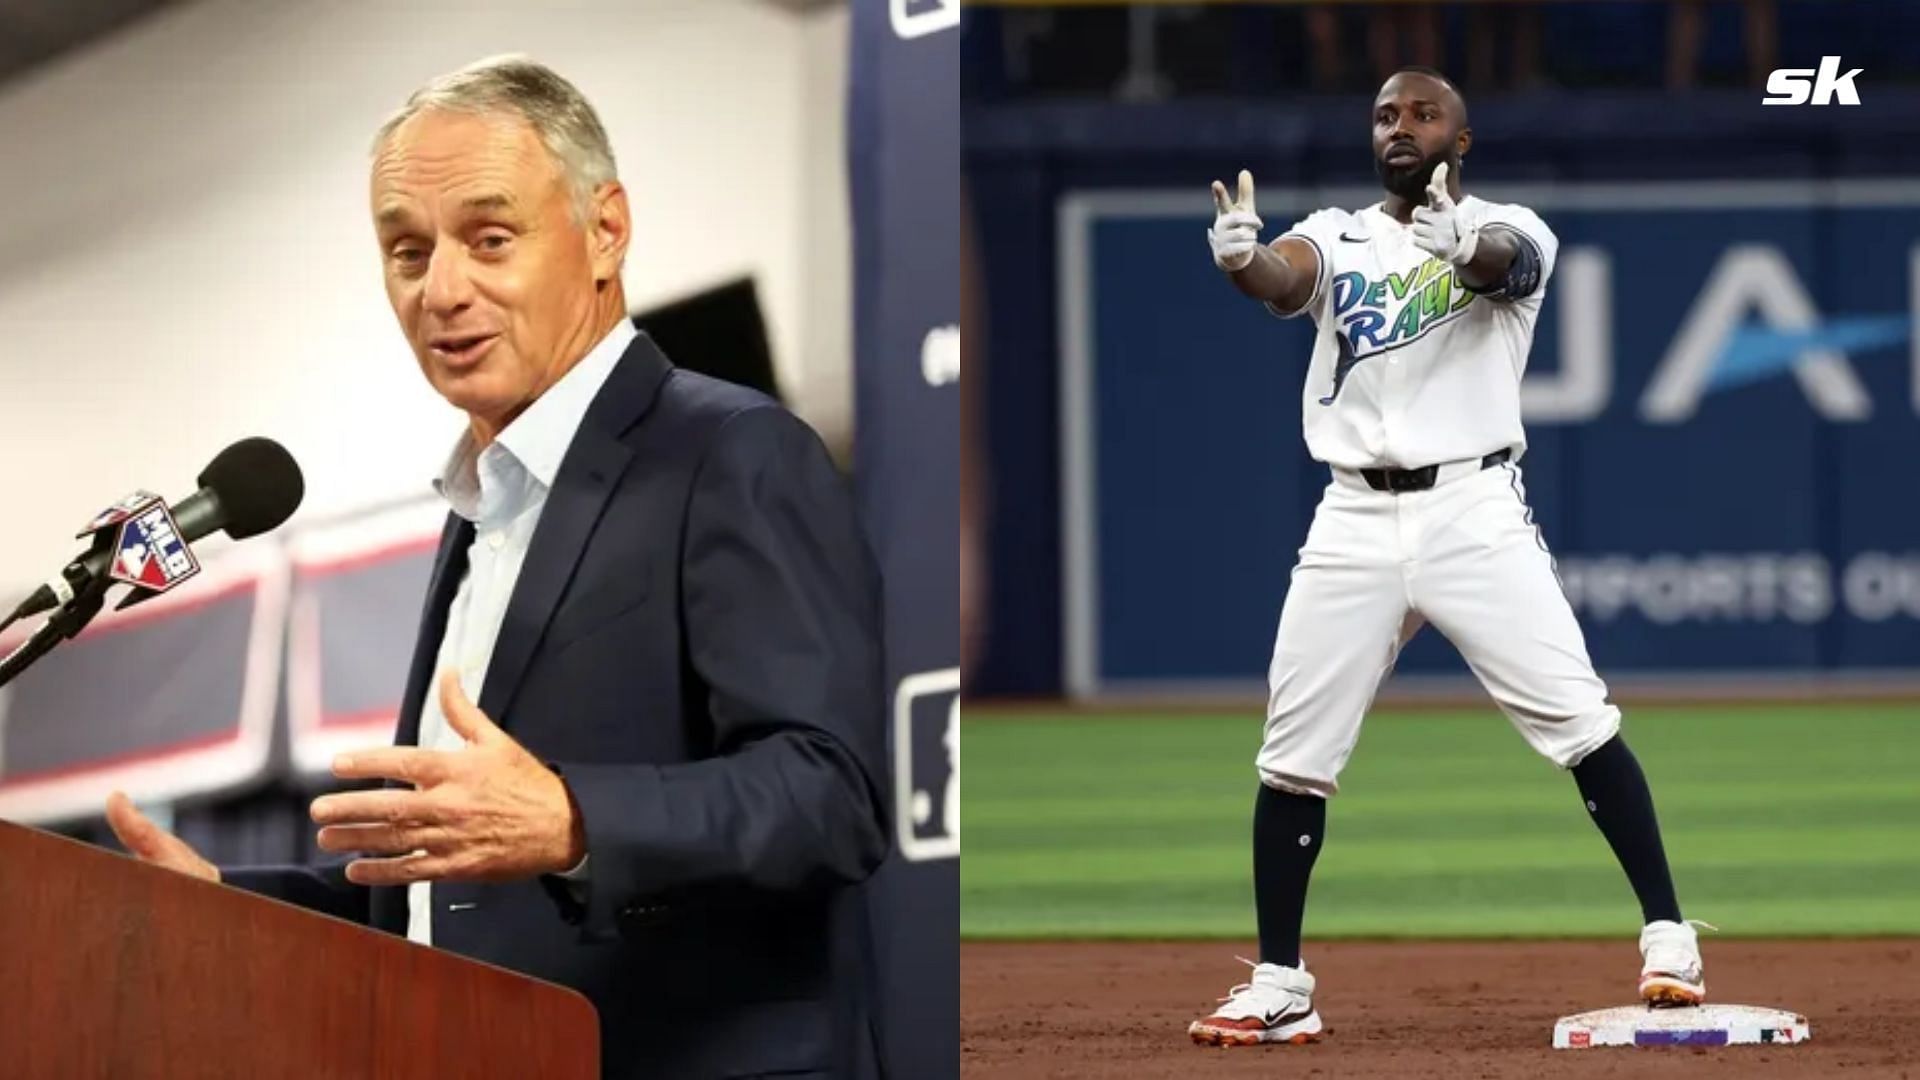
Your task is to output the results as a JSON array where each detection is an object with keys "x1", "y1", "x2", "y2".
[{"x1": 1188, "y1": 67, "x2": 1709, "y2": 1048}]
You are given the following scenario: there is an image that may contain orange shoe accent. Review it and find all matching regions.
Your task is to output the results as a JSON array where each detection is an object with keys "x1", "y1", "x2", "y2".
[
  {"x1": 1640, "y1": 981, "x2": 1705, "y2": 1008},
  {"x1": 1188, "y1": 1023, "x2": 1324, "y2": 1048}
]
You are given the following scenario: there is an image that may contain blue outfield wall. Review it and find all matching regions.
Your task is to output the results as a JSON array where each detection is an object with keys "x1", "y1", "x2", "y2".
[{"x1": 966, "y1": 92, "x2": 1920, "y2": 698}]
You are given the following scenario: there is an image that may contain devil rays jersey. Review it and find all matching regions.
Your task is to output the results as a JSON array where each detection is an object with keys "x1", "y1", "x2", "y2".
[{"x1": 1270, "y1": 197, "x2": 1558, "y2": 470}]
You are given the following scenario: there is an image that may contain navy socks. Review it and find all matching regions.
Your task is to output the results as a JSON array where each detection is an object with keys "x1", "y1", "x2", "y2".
[
  {"x1": 1572, "y1": 734, "x2": 1683, "y2": 924},
  {"x1": 1252, "y1": 733, "x2": 1678, "y2": 971},
  {"x1": 1252, "y1": 784, "x2": 1325, "y2": 968}
]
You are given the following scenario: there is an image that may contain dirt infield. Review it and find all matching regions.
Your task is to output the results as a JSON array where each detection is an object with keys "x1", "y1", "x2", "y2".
[{"x1": 962, "y1": 940, "x2": 1920, "y2": 1079}]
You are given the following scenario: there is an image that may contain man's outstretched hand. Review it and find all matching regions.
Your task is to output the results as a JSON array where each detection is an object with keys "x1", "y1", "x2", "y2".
[{"x1": 312, "y1": 669, "x2": 586, "y2": 887}]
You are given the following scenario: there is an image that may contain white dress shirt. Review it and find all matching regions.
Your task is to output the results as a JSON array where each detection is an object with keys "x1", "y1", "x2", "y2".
[
  {"x1": 1271, "y1": 196, "x2": 1559, "y2": 469},
  {"x1": 406, "y1": 319, "x2": 635, "y2": 946}
]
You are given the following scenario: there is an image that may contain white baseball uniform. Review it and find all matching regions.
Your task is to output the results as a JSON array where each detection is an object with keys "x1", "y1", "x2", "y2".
[{"x1": 1255, "y1": 196, "x2": 1621, "y2": 798}]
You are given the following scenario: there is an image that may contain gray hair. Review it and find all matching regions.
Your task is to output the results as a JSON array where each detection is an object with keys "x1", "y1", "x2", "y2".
[{"x1": 374, "y1": 55, "x2": 618, "y2": 221}]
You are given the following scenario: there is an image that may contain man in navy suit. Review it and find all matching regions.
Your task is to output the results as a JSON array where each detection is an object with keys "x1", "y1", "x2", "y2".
[{"x1": 105, "y1": 55, "x2": 890, "y2": 1079}]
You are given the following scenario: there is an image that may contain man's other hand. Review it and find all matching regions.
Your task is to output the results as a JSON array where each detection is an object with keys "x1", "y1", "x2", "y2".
[{"x1": 106, "y1": 791, "x2": 220, "y2": 883}]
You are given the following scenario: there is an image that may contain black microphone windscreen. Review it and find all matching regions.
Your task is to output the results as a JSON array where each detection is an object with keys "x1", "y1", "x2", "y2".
[{"x1": 196, "y1": 437, "x2": 305, "y2": 540}]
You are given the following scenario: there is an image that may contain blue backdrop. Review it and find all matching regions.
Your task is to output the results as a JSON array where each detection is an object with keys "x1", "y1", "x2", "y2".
[
  {"x1": 1063, "y1": 183, "x2": 1920, "y2": 695},
  {"x1": 967, "y1": 91, "x2": 1920, "y2": 697},
  {"x1": 850, "y1": 0, "x2": 959, "y2": 1076}
]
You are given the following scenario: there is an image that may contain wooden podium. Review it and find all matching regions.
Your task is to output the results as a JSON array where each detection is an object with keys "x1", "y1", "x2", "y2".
[{"x1": 0, "y1": 821, "x2": 599, "y2": 1079}]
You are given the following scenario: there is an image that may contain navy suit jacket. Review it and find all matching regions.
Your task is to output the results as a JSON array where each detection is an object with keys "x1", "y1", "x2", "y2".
[{"x1": 226, "y1": 333, "x2": 892, "y2": 1079}]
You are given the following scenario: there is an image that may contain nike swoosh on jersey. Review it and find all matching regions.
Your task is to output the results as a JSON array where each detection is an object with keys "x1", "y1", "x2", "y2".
[{"x1": 1339, "y1": 232, "x2": 1367, "y2": 242}]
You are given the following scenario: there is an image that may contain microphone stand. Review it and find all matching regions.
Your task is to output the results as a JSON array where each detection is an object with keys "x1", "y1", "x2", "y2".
[{"x1": 0, "y1": 573, "x2": 112, "y2": 690}]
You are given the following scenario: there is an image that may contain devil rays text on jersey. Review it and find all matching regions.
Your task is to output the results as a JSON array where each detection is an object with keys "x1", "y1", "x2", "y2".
[
  {"x1": 1317, "y1": 257, "x2": 1480, "y2": 404},
  {"x1": 1271, "y1": 196, "x2": 1557, "y2": 470}
]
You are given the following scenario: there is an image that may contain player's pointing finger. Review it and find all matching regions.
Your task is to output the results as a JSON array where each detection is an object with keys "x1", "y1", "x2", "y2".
[
  {"x1": 1236, "y1": 169, "x2": 1256, "y2": 212},
  {"x1": 1427, "y1": 162, "x2": 1450, "y2": 207},
  {"x1": 1212, "y1": 180, "x2": 1233, "y2": 216}
]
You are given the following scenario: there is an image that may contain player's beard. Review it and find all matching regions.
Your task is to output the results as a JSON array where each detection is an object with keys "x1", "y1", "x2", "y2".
[{"x1": 1376, "y1": 145, "x2": 1455, "y2": 202}]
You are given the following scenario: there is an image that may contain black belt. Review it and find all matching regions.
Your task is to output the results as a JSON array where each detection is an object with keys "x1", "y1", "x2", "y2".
[{"x1": 1360, "y1": 448, "x2": 1512, "y2": 493}]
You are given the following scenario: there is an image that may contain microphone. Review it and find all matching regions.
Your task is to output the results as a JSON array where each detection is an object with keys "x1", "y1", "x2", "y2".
[{"x1": 7, "y1": 438, "x2": 305, "y2": 623}]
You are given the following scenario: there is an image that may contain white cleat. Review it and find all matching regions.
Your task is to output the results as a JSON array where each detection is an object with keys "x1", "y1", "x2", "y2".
[
  {"x1": 1188, "y1": 958, "x2": 1325, "y2": 1047},
  {"x1": 1639, "y1": 919, "x2": 1714, "y2": 1008}
]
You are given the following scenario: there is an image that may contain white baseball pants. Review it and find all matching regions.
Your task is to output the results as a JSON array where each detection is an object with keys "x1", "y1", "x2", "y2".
[{"x1": 1257, "y1": 459, "x2": 1621, "y2": 798}]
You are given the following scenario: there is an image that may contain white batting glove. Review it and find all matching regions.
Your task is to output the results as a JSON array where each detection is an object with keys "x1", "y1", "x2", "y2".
[
  {"x1": 1208, "y1": 169, "x2": 1263, "y2": 272},
  {"x1": 1410, "y1": 162, "x2": 1479, "y2": 266}
]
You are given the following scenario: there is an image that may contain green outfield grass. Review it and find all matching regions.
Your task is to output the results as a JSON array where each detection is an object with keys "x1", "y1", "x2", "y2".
[{"x1": 961, "y1": 704, "x2": 1920, "y2": 939}]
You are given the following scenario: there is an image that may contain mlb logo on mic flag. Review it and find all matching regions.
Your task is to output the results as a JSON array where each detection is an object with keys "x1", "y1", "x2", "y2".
[
  {"x1": 109, "y1": 500, "x2": 199, "y2": 593},
  {"x1": 78, "y1": 490, "x2": 165, "y2": 538}
]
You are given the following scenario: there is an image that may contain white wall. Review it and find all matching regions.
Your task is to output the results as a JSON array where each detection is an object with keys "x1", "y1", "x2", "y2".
[
  {"x1": 800, "y1": 5, "x2": 853, "y2": 455},
  {"x1": 0, "y1": 0, "x2": 851, "y2": 589}
]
